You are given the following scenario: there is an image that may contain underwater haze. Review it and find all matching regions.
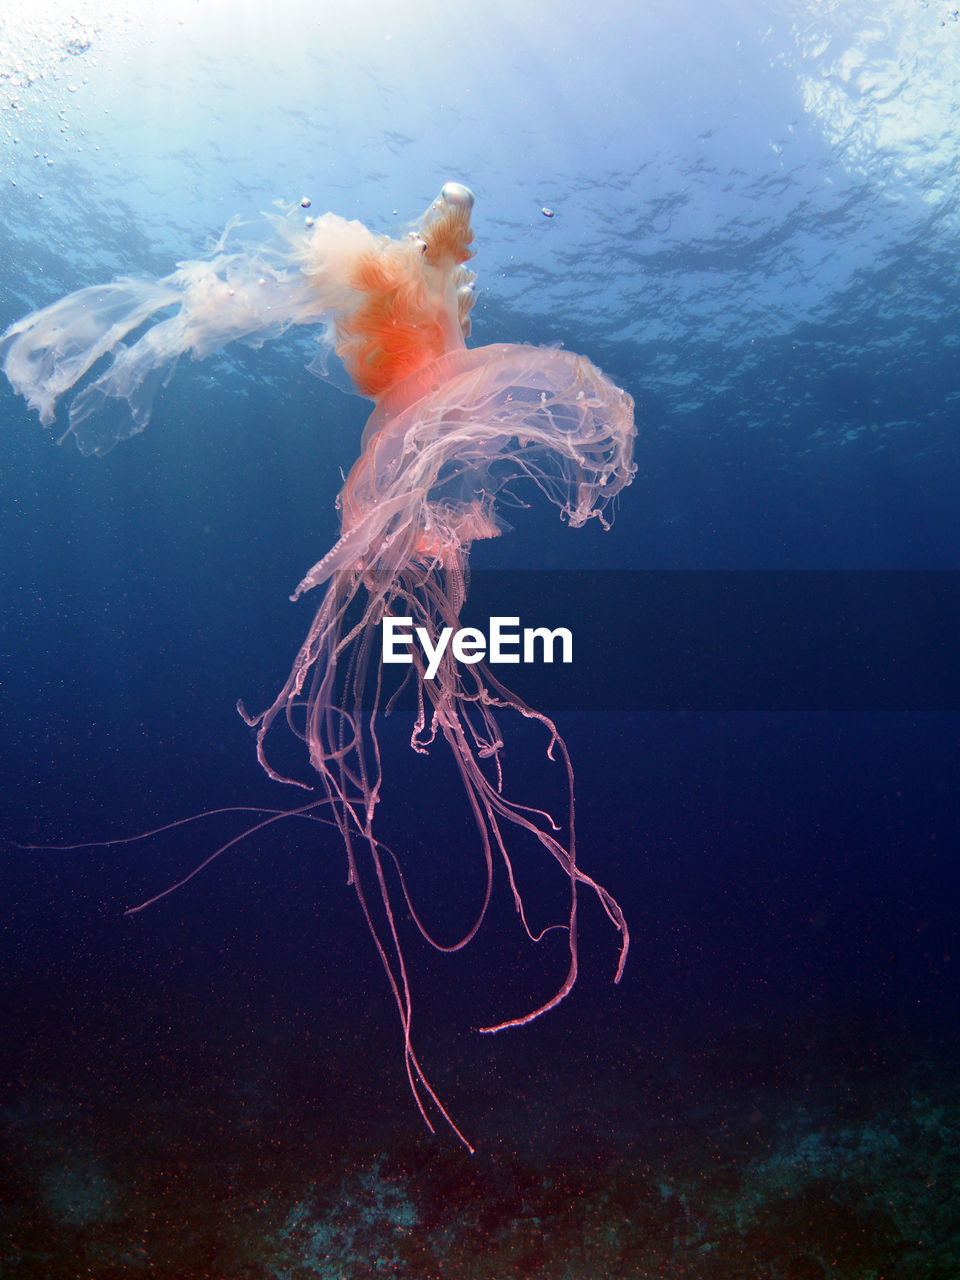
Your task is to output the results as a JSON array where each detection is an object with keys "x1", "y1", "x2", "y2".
[{"x1": 1, "y1": 1, "x2": 959, "y2": 1276}]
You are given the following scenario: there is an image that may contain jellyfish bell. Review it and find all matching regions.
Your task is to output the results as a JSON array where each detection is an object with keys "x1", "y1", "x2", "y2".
[
  {"x1": 437, "y1": 181, "x2": 474, "y2": 209},
  {"x1": 1, "y1": 181, "x2": 636, "y2": 1148}
]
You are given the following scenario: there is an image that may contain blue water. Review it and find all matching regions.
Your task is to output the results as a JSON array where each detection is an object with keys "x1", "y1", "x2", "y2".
[{"x1": 1, "y1": 2, "x2": 959, "y2": 1274}]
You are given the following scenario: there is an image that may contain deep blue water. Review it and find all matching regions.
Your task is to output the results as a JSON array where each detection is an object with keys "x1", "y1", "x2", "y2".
[{"x1": 1, "y1": 2, "x2": 959, "y2": 1275}]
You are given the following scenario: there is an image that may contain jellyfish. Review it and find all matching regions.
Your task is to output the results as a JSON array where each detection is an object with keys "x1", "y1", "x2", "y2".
[{"x1": 1, "y1": 183, "x2": 636, "y2": 1148}]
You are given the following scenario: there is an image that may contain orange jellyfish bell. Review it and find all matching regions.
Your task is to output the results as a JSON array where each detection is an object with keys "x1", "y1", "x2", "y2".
[{"x1": 326, "y1": 182, "x2": 477, "y2": 401}]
